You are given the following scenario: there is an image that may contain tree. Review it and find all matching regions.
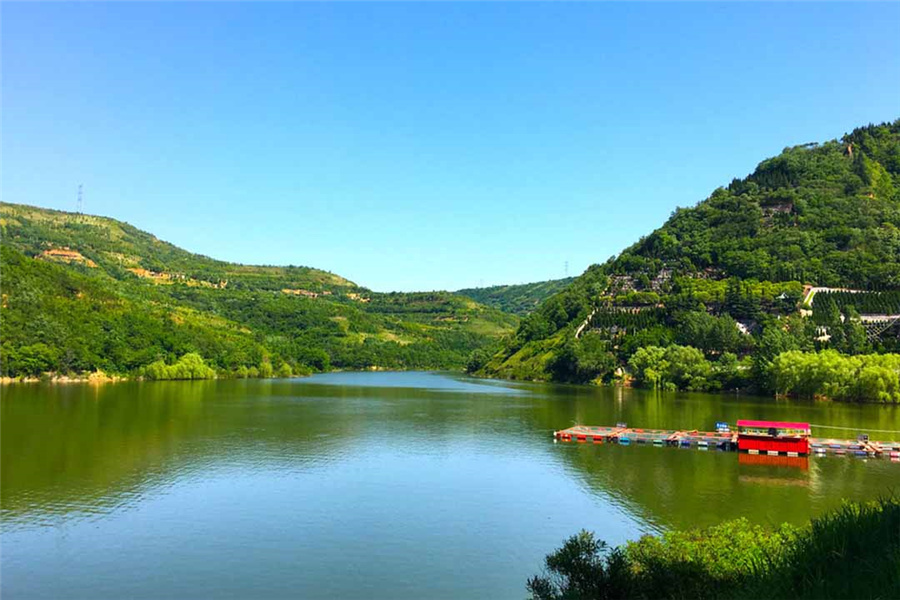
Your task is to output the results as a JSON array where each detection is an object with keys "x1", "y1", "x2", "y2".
[
  {"x1": 841, "y1": 306, "x2": 869, "y2": 355},
  {"x1": 753, "y1": 318, "x2": 811, "y2": 392},
  {"x1": 178, "y1": 353, "x2": 217, "y2": 379},
  {"x1": 465, "y1": 349, "x2": 489, "y2": 374},
  {"x1": 725, "y1": 277, "x2": 744, "y2": 317},
  {"x1": 663, "y1": 345, "x2": 712, "y2": 391},
  {"x1": 10, "y1": 343, "x2": 58, "y2": 377},
  {"x1": 677, "y1": 312, "x2": 743, "y2": 356},
  {"x1": 259, "y1": 360, "x2": 274, "y2": 378},
  {"x1": 141, "y1": 352, "x2": 216, "y2": 380},
  {"x1": 519, "y1": 314, "x2": 555, "y2": 342},
  {"x1": 772, "y1": 350, "x2": 900, "y2": 402},
  {"x1": 575, "y1": 333, "x2": 617, "y2": 383},
  {"x1": 527, "y1": 530, "x2": 630, "y2": 600},
  {"x1": 628, "y1": 346, "x2": 668, "y2": 388},
  {"x1": 547, "y1": 339, "x2": 580, "y2": 383}
]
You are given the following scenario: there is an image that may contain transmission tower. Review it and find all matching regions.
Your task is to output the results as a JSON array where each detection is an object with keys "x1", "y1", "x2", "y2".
[
  {"x1": 565, "y1": 261, "x2": 569, "y2": 278},
  {"x1": 77, "y1": 184, "x2": 83, "y2": 214}
]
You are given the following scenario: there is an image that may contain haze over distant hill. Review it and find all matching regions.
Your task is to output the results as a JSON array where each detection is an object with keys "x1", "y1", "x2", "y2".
[{"x1": 0, "y1": 203, "x2": 517, "y2": 378}]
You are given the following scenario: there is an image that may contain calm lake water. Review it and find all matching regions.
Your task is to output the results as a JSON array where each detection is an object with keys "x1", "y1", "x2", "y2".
[{"x1": 2, "y1": 372, "x2": 899, "y2": 599}]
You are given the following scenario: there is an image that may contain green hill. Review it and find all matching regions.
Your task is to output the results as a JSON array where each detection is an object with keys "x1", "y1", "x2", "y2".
[
  {"x1": 455, "y1": 278, "x2": 574, "y2": 316},
  {"x1": 481, "y1": 120, "x2": 900, "y2": 401},
  {"x1": 0, "y1": 203, "x2": 517, "y2": 379}
]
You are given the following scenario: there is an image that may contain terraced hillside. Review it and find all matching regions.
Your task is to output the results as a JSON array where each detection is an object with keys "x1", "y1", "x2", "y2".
[
  {"x1": 455, "y1": 278, "x2": 574, "y2": 316},
  {"x1": 0, "y1": 203, "x2": 517, "y2": 378},
  {"x1": 480, "y1": 120, "x2": 900, "y2": 401}
]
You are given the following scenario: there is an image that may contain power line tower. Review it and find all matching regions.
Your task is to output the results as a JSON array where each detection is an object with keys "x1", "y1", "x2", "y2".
[
  {"x1": 564, "y1": 261, "x2": 569, "y2": 278},
  {"x1": 77, "y1": 184, "x2": 83, "y2": 214}
]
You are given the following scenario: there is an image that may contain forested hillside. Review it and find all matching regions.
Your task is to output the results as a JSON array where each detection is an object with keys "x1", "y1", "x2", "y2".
[
  {"x1": 480, "y1": 120, "x2": 900, "y2": 402},
  {"x1": 0, "y1": 204, "x2": 517, "y2": 379},
  {"x1": 455, "y1": 278, "x2": 574, "y2": 316}
]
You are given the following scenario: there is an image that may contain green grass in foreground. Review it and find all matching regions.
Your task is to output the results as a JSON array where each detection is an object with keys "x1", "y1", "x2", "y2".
[{"x1": 528, "y1": 497, "x2": 900, "y2": 600}]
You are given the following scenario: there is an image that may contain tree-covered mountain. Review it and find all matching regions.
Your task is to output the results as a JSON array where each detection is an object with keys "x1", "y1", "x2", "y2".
[
  {"x1": 0, "y1": 203, "x2": 517, "y2": 379},
  {"x1": 479, "y1": 120, "x2": 900, "y2": 402},
  {"x1": 455, "y1": 278, "x2": 574, "y2": 316}
]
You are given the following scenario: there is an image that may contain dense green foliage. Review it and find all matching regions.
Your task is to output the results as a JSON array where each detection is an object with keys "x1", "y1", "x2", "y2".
[
  {"x1": 528, "y1": 497, "x2": 900, "y2": 600},
  {"x1": 814, "y1": 290, "x2": 900, "y2": 315},
  {"x1": 587, "y1": 309, "x2": 665, "y2": 332},
  {"x1": 624, "y1": 123, "x2": 900, "y2": 287},
  {"x1": 627, "y1": 346, "x2": 752, "y2": 392},
  {"x1": 0, "y1": 244, "x2": 271, "y2": 377},
  {"x1": 455, "y1": 278, "x2": 575, "y2": 316},
  {"x1": 771, "y1": 350, "x2": 900, "y2": 402},
  {"x1": 141, "y1": 352, "x2": 217, "y2": 380},
  {"x1": 0, "y1": 204, "x2": 517, "y2": 378},
  {"x1": 482, "y1": 121, "x2": 900, "y2": 400}
]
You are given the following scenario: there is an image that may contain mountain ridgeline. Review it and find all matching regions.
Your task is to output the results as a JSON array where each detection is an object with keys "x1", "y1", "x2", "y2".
[
  {"x1": 3, "y1": 120, "x2": 900, "y2": 399},
  {"x1": 480, "y1": 120, "x2": 900, "y2": 402},
  {"x1": 0, "y1": 203, "x2": 517, "y2": 379}
]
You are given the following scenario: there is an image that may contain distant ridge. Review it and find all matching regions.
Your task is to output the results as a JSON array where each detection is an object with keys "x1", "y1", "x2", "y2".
[{"x1": 455, "y1": 278, "x2": 575, "y2": 316}]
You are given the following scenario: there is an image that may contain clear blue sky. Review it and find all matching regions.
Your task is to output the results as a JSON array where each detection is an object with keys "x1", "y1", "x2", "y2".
[{"x1": 4, "y1": 2, "x2": 899, "y2": 292}]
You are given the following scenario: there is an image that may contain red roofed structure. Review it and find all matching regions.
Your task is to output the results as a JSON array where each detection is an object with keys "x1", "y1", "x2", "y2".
[
  {"x1": 736, "y1": 420, "x2": 810, "y2": 430},
  {"x1": 737, "y1": 420, "x2": 810, "y2": 455}
]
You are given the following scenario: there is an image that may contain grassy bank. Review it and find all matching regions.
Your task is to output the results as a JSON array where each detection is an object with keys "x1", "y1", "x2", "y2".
[{"x1": 528, "y1": 497, "x2": 900, "y2": 600}]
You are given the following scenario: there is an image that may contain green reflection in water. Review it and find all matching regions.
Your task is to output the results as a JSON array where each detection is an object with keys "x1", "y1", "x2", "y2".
[
  {"x1": 3, "y1": 374, "x2": 898, "y2": 531},
  {"x1": 3, "y1": 373, "x2": 900, "y2": 599}
]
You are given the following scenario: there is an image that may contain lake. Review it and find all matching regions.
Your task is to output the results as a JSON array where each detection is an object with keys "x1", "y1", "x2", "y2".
[{"x1": 2, "y1": 371, "x2": 899, "y2": 599}]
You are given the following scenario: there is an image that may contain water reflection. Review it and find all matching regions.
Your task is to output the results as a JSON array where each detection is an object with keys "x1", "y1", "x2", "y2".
[
  {"x1": 2, "y1": 373, "x2": 899, "y2": 599},
  {"x1": 3, "y1": 374, "x2": 897, "y2": 531}
]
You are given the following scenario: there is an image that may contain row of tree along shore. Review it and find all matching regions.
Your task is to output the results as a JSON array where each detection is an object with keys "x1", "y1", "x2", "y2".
[
  {"x1": 0, "y1": 352, "x2": 425, "y2": 385},
  {"x1": 0, "y1": 352, "x2": 304, "y2": 384},
  {"x1": 471, "y1": 285, "x2": 900, "y2": 403},
  {"x1": 7, "y1": 342, "x2": 900, "y2": 405},
  {"x1": 471, "y1": 344, "x2": 900, "y2": 404}
]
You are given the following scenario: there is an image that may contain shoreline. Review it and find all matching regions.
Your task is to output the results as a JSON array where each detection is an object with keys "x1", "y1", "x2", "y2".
[
  {"x1": 5, "y1": 369, "x2": 894, "y2": 405},
  {"x1": 0, "y1": 366, "x2": 455, "y2": 386},
  {"x1": 468, "y1": 371, "x2": 900, "y2": 405},
  {"x1": 1, "y1": 371, "x2": 126, "y2": 385}
]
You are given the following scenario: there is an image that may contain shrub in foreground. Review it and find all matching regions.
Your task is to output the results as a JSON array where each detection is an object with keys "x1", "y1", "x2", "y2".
[{"x1": 528, "y1": 497, "x2": 900, "y2": 600}]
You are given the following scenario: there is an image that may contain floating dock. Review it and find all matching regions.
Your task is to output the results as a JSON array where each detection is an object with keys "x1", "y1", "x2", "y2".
[
  {"x1": 810, "y1": 437, "x2": 900, "y2": 458},
  {"x1": 553, "y1": 425, "x2": 900, "y2": 460}
]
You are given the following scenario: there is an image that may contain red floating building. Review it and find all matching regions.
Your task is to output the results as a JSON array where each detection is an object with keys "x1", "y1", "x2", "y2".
[{"x1": 737, "y1": 420, "x2": 811, "y2": 456}]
